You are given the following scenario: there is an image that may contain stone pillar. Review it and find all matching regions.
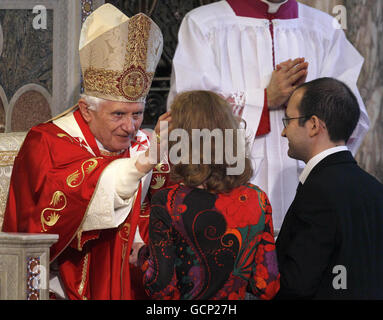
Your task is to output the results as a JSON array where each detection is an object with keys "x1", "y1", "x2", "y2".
[{"x1": 0, "y1": 232, "x2": 58, "y2": 300}]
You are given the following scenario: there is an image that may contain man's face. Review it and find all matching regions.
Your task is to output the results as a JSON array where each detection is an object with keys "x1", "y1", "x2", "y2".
[
  {"x1": 281, "y1": 89, "x2": 310, "y2": 162},
  {"x1": 86, "y1": 100, "x2": 144, "y2": 152}
]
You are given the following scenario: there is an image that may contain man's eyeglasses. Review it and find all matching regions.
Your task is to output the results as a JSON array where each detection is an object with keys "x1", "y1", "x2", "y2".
[{"x1": 282, "y1": 116, "x2": 309, "y2": 128}]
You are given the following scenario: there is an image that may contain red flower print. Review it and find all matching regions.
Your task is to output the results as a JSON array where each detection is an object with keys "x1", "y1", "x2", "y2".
[
  {"x1": 261, "y1": 278, "x2": 280, "y2": 300},
  {"x1": 228, "y1": 291, "x2": 239, "y2": 300},
  {"x1": 255, "y1": 245, "x2": 265, "y2": 264},
  {"x1": 142, "y1": 260, "x2": 149, "y2": 272},
  {"x1": 258, "y1": 191, "x2": 270, "y2": 211},
  {"x1": 215, "y1": 186, "x2": 262, "y2": 228},
  {"x1": 239, "y1": 286, "x2": 246, "y2": 298},
  {"x1": 262, "y1": 232, "x2": 275, "y2": 244},
  {"x1": 255, "y1": 264, "x2": 269, "y2": 280},
  {"x1": 255, "y1": 277, "x2": 267, "y2": 290},
  {"x1": 264, "y1": 244, "x2": 275, "y2": 252},
  {"x1": 176, "y1": 204, "x2": 187, "y2": 214}
]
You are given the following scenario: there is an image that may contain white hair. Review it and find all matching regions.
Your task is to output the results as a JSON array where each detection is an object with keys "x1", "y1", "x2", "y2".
[
  {"x1": 80, "y1": 94, "x2": 106, "y2": 111},
  {"x1": 80, "y1": 94, "x2": 145, "y2": 111}
]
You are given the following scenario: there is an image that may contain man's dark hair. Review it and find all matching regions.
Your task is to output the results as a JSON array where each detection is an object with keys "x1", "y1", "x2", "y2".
[{"x1": 297, "y1": 77, "x2": 360, "y2": 143}]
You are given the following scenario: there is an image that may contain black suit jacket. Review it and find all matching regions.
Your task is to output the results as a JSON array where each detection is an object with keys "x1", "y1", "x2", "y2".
[{"x1": 276, "y1": 151, "x2": 383, "y2": 299}]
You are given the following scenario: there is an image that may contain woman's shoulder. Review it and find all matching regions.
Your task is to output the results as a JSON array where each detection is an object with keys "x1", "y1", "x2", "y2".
[
  {"x1": 151, "y1": 184, "x2": 176, "y2": 204},
  {"x1": 214, "y1": 183, "x2": 270, "y2": 229},
  {"x1": 243, "y1": 182, "x2": 265, "y2": 193},
  {"x1": 215, "y1": 183, "x2": 269, "y2": 202},
  {"x1": 220, "y1": 183, "x2": 266, "y2": 199}
]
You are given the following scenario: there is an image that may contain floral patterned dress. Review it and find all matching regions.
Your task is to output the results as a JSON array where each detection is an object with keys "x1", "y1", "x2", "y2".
[{"x1": 138, "y1": 183, "x2": 280, "y2": 300}]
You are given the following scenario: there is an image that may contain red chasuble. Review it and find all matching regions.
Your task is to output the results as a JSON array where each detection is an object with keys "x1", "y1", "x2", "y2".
[{"x1": 2, "y1": 110, "x2": 153, "y2": 300}]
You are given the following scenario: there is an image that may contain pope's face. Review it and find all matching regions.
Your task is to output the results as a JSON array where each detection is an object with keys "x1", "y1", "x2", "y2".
[{"x1": 86, "y1": 100, "x2": 144, "y2": 152}]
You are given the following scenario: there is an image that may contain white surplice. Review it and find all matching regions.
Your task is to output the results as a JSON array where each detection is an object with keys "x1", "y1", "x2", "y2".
[{"x1": 167, "y1": 0, "x2": 370, "y2": 231}]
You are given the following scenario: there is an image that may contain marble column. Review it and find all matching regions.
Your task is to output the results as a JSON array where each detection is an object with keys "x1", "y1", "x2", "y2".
[{"x1": 0, "y1": 232, "x2": 58, "y2": 300}]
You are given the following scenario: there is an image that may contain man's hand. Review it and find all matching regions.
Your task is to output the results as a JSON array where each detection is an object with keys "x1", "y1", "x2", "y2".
[{"x1": 267, "y1": 58, "x2": 308, "y2": 109}]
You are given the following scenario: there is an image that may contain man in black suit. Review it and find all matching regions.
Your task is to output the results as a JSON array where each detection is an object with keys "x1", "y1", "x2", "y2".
[{"x1": 275, "y1": 77, "x2": 383, "y2": 299}]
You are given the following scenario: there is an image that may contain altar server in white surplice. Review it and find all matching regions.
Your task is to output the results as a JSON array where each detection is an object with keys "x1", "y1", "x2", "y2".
[{"x1": 167, "y1": 0, "x2": 369, "y2": 232}]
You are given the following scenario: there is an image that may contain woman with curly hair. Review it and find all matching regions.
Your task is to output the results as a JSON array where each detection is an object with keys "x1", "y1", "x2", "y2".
[{"x1": 136, "y1": 90, "x2": 279, "y2": 300}]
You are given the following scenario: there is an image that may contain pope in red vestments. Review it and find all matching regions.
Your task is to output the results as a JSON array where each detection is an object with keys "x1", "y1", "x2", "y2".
[{"x1": 2, "y1": 4, "x2": 171, "y2": 300}]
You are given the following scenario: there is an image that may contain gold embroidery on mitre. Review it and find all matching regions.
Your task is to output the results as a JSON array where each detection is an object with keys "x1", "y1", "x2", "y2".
[
  {"x1": 66, "y1": 157, "x2": 102, "y2": 188},
  {"x1": 121, "y1": 14, "x2": 152, "y2": 100},
  {"x1": 118, "y1": 67, "x2": 151, "y2": 101},
  {"x1": 83, "y1": 67, "x2": 121, "y2": 98},
  {"x1": 82, "y1": 14, "x2": 156, "y2": 102},
  {"x1": 41, "y1": 191, "x2": 67, "y2": 232},
  {"x1": 124, "y1": 14, "x2": 151, "y2": 70}
]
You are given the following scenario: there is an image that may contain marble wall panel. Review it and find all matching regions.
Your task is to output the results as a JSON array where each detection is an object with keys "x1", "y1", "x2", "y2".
[
  {"x1": 0, "y1": 9, "x2": 53, "y2": 103},
  {"x1": 344, "y1": 0, "x2": 383, "y2": 182},
  {"x1": 0, "y1": 0, "x2": 103, "y2": 132},
  {"x1": 11, "y1": 90, "x2": 51, "y2": 132}
]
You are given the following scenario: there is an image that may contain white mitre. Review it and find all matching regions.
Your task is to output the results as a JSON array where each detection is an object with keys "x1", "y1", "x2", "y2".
[{"x1": 79, "y1": 4, "x2": 163, "y2": 103}]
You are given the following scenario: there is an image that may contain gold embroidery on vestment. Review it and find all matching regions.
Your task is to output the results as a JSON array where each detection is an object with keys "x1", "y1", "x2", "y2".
[
  {"x1": 78, "y1": 253, "x2": 89, "y2": 299},
  {"x1": 150, "y1": 175, "x2": 166, "y2": 190},
  {"x1": 154, "y1": 162, "x2": 170, "y2": 174},
  {"x1": 41, "y1": 191, "x2": 67, "y2": 232},
  {"x1": 57, "y1": 133, "x2": 74, "y2": 143},
  {"x1": 118, "y1": 222, "x2": 131, "y2": 242},
  {"x1": 66, "y1": 157, "x2": 102, "y2": 188}
]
